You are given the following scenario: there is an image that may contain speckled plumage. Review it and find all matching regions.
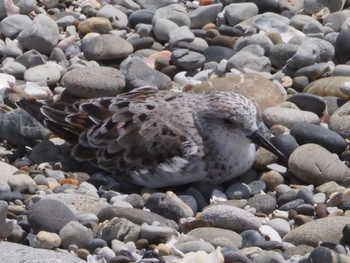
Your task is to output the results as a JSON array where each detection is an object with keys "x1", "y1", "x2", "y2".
[{"x1": 19, "y1": 86, "x2": 273, "y2": 187}]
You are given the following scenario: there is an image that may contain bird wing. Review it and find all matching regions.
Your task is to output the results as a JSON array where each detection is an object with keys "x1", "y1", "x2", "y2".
[{"x1": 37, "y1": 87, "x2": 205, "y2": 177}]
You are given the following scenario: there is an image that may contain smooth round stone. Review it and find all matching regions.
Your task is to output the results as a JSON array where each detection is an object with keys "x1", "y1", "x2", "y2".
[
  {"x1": 289, "y1": 143, "x2": 350, "y2": 186},
  {"x1": 186, "y1": 187, "x2": 208, "y2": 211},
  {"x1": 145, "y1": 192, "x2": 193, "y2": 222},
  {"x1": 178, "y1": 194, "x2": 197, "y2": 214},
  {"x1": 225, "y1": 183, "x2": 251, "y2": 200},
  {"x1": 290, "y1": 123, "x2": 346, "y2": 154},
  {"x1": 83, "y1": 35, "x2": 133, "y2": 61},
  {"x1": 97, "y1": 4, "x2": 128, "y2": 29},
  {"x1": 259, "y1": 171, "x2": 284, "y2": 191},
  {"x1": 78, "y1": 17, "x2": 112, "y2": 35},
  {"x1": 264, "y1": 218, "x2": 290, "y2": 238},
  {"x1": 335, "y1": 29, "x2": 350, "y2": 63},
  {"x1": 247, "y1": 181, "x2": 266, "y2": 195},
  {"x1": 152, "y1": 18, "x2": 178, "y2": 41},
  {"x1": 153, "y1": 4, "x2": 190, "y2": 27},
  {"x1": 97, "y1": 247, "x2": 116, "y2": 262},
  {"x1": 89, "y1": 238, "x2": 107, "y2": 253},
  {"x1": 59, "y1": 221, "x2": 93, "y2": 249},
  {"x1": 128, "y1": 9, "x2": 154, "y2": 28},
  {"x1": 304, "y1": 0, "x2": 345, "y2": 14},
  {"x1": 240, "y1": 229, "x2": 266, "y2": 248},
  {"x1": 28, "y1": 140, "x2": 64, "y2": 164},
  {"x1": 175, "y1": 240, "x2": 215, "y2": 254},
  {"x1": 200, "y1": 205, "x2": 262, "y2": 232},
  {"x1": 62, "y1": 67, "x2": 125, "y2": 98},
  {"x1": 97, "y1": 207, "x2": 178, "y2": 230},
  {"x1": 7, "y1": 174, "x2": 37, "y2": 191},
  {"x1": 17, "y1": 14, "x2": 59, "y2": 55},
  {"x1": 269, "y1": 43, "x2": 298, "y2": 69},
  {"x1": 227, "y1": 51, "x2": 271, "y2": 72},
  {"x1": 0, "y1": 241, "x2": 86, "y2": 263},
  {"x1": 0, "y1": 201, "x2": 14, "y2": 238},
  {"x1": 323, "y1": 96, "x2": 346, "y2": 116},
  {"x1": 303, "y1": 76, "x2": 350, "y2": 100},
  {"x1": 98, "y1": 217, "x2": 140, "y2": 243},
  {"x1": 313, "y1": 192, "x2": 326, "y2": 204},
  {"x1": 187, "y1": 227, "x2": 242, "y2": 249},
  {"x1": 120, "y1": 56, "x2": 171, "y2": 90},
  {"x1": 333, "y1": 64, "x2": 350, "y2": 77},
  {"x1": 329, "y1": 100, "x2": 350, "y2": 138},
  {"x1": 170, "y1": 49, "x2": 205, "y2": 70},
  {"x1": 297, "y1": 187, "x2": 314, "y2": 205},
  {"x1": 124, "y1": 194, "x2": 145, "y2": 209},
  {"x1": 295, "y1": 204, "x2": 316, "y2": 216},
  {"x1": 0, "y1": 109, "x2": 51, "y2": 147},
  {"x1": 203, "y1": 46, "x2": 234, "y2": 63},
  {"x1": 0, "y1": 192, "x2": 24, "y2": 202},
  {"x1": 23, "y1": 63, "x2": 61, "y2": 86},
  {"x1": 34, "y1": 231, "x2": 62, "y2": 249},
  {"x1": 189, "y1": 3, "x2": 223, "y2": 29},
  {"x1": 287, "y1": 93, "x2": 326, "y2": 116},
  {"x1": 277, "y1": 189, "x2": 298, "y2": 206},
  {"x1": 15, "y1": 50, "x2": 46, "y2": 68},
  {"x1": 279, "y1": 198, "x2": 305, "y2": 211},
  {"x1": 28, "y1": 199, "x2": 77, "y2": 234},
  {"x1": 283, "y1": 216, "x2": 350, "y2": 246},
  {"x1": 308, "y1": 246, "x2": 350, "y2": 263},
  {"x1": 234, "y1": 34, "x2": 273, "y2": 56},
  {"x1": 140, "y1": 225, "x2": 177, "y2": 241},
  {"x1": 222, "y1": 251, "x2": 251, "y2": 263},
  {"x1": 270, "y1": 134, "x2": 299, "y2": 158},
  {"x1": 262, "y1": 107, "x2": 319, "y2": 129},
  {"x1": 247, "y1": 194, "x2": 277, "y2": 215},
  {"x1": 0, "y1": 14, "x2": 32, "y2": 37},
  {"x1": 250, "y1": 250, "x2": 285, "y2": 263},
  {"x1": 295, "y1": 62, "x2": 334, "y2": 82},
  {"x1": 224, "y1": 3, "x2": 258, "y2": 26}
]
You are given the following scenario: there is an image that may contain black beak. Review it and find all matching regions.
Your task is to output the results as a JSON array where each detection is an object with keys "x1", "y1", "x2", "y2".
[{"x1": 248, "y1": 130, "x2": 288, "y2": 165}]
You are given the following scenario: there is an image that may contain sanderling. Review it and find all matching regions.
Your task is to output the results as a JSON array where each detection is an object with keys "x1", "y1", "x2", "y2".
[{"x1": 17, "y1": 86, "x2": 285, "y2": 188}]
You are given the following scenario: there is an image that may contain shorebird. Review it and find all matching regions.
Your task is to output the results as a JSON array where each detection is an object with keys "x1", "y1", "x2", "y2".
[{"x1": 16, "y1": 85, "x2": 285, "y2": 188}]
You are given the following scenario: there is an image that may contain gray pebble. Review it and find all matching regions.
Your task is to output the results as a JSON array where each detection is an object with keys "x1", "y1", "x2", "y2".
[
  {"x1": 83, "y1": 35, "x2": 133, "y2": 61},
  {"x1": 224, "y1": 3, "x2": 258, "y2": 26},
  {"x1": 28, "y1": 199, "x2": 77, "y2": 234},
  {"x1": 225, "y1": 182, "x2": 251, "y2": 200},
  {"x1": 18, "y1": 14, "x2": 59, "y2": 55},
  {"x1": 247, "y1": 194, "x2": 277, "y2": 215},
  {"x1": 200, "y1": 205, "x2": 262, "y2": 232},
  {"x1": 290, "y1": 123, "x2": 346, "y2": 154},
  {"x1": 283, "y1": 216, "x2": 350, "y2": 246},
  {"x1": 0, "y1": 14, "x2": 32, "y2": 38},
  {"x1": 189, "y1": 3, "x2": 223, "y2": 29},
  {"x1": 170, "y1": 48, "x2": 205, "y2": 70},
  {"x1": 145, "y1": 192, "x2": 193, "y2": 222},
  {"x1": 62, "y1": 66, "x2": 125, "y2": 98},
  {"x1": 0, "y1": 201, "x2": 14, "y2": 238},
  {"x1": 24, "y1": 63, "x2": 61, "y2": 86},
  {"x1": 59, "y1": 221, "x2": 94, "y2": 249},
  {"x1": 289, "y1": 143, "x2": 350, "y2": 186},
  {"x1": 262, "y1": 107, "x2": 319, "y2": 128},
  {"x1": 175, "y1": 240, "x2": 215, "y2": 254},
  {"x1": 287, "y1": 93, "x2": 326, "y2": 116},
  {"x1": 120, "y1": 57, "x2": 171, "y2": 90},
  {"x1": 98, "y1": 217, "x2": 140, "y2": 243},
  {"x1": 227, "y1": 51, "x2": 271, "y2": 73}
]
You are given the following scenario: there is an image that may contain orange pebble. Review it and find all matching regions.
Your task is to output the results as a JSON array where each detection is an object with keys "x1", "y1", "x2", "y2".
[{"x1": 59, "y1": 178, "x2": 79, "y2": 186}]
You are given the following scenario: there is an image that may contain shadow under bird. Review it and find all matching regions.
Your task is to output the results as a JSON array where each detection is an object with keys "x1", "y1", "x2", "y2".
[{"x1": 16, "y1": 85, "x2": 286, "y2": 188}]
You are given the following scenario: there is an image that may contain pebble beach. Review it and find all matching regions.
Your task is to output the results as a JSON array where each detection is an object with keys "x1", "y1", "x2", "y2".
[{"x1": 2, "y1": 0, "x2": 350, "y2": 262}]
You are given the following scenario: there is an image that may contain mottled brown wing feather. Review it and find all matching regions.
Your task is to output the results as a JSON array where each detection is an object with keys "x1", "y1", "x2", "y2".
[{"x1": 23, "y1": 87, "x2": 204, "y2": 177}]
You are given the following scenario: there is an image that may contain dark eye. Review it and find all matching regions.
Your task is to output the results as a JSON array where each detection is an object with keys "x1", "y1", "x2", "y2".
[{"x1": 221, "y1": 117, "x2": 235, "y2": 127}]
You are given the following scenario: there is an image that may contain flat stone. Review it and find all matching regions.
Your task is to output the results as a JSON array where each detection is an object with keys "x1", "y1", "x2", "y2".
[
  {"x1": 62, "y1": 67, "x2": 125, "y2": 98},
  {"x1": 200, "y1": 205, "x2": 262, "y2": 233},
  {"x1": 288, "y1": 144, "x2": 350, "y2": 186},
  {"x1": 262, "y1": 107, "x2": 319, "y2": 128},
  {"x1": 283, "y1": 216, "x2": 350, "y2": 246},
  {"x1": 290, "y1": 123, "x2": 346, "y2": 154},
  {"x1": 0, "y1": 241, "x2": 86, "y2": 263},
  {"x1": 24, "y1": 63, "x2": 61, "y2": 86},
  {"x1": 82, "y1": 35, "x2": 133, "y2": 61}
]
